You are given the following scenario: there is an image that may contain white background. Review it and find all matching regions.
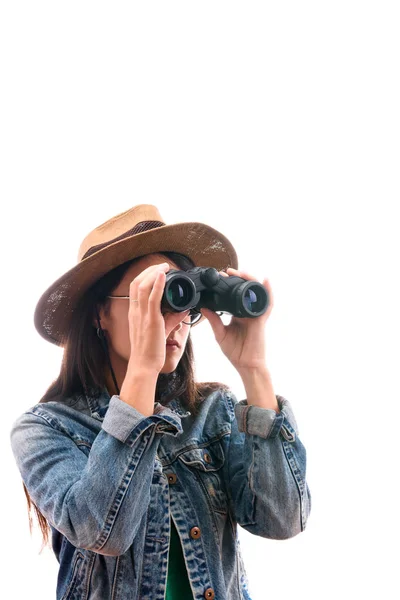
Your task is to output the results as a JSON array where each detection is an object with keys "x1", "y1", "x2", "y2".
[{"x1": 1, "y1": 2, "x2": 399, "y2": 599}]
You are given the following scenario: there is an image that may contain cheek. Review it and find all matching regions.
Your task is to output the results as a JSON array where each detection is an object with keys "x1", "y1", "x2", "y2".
[{"x1": 109, "y1": 315, "x2": 130, "y2": 355}]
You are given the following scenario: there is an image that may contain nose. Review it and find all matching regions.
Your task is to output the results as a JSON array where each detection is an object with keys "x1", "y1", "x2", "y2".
[
  {"x1": 163, "y1": 310, "x2": 188, "y2": 333},
  {"x1": 173, "y1": 320, "x2": 183, "y2": 331}
]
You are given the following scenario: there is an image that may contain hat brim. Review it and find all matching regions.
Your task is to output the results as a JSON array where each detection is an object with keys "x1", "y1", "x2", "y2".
[{"x1": 34, "y1": 221, "x2": 238, "y2": 346}]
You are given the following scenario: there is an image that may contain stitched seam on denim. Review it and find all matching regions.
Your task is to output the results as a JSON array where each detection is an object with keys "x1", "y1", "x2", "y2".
[
  {"x1": 30, "y1": 407, "x2": 94, "y2": 444},
  {"x1": 225, "y1": 435, "x2": 240, "y2": 526},
  {"x1": 161, "y1": 430, "x2": 230, "y2": 467},
  {"x1": 225, "y1": 424, "x2": 256, "y2": 528},
  {"x1": 248, "y1": 440, "x2": 256, "y2": 495},
  {"x1": 280, "y1": 399, "x2": 299, "y2": 435},
  {"x1": 22, "y1": 410, "x2": 87, "y2": 451},
  {"x1": 123, "y1": 415, "x2": 182, "y2": 447},
  {"x1": 238, "y1": 406, "x2": 244, "y2": 433},
  {"x1": 268, "y1": 413, "x2": 284, "y2": 439},
  {"x1": 61, "y1": 552, "x2": 84, "y2": 600},
  {"x1": 85, "y1": 393, "x2": 99, "y2": 417},
  {"x1": 235, "y1": 535, "x2": 242, "y2": 598},
  {"x1": 223, "y1": 390, "x2": 236, "y2": 421},
  {"x1": 281, "y1": 440, "x2": 306, "y2": 531},
  {"x1": 247, "y1": 441, "x2": 257, "y2": 525},
  {"x1": 82, "y1": 552, "x2": 96, "y2": 600},
  {"x1": 111, "y1": 556, "x2": 121, "y2": 600},
  {"x1": 280, "y1": 417, "x2": 296, "y2": 442},
  {"x1": 30, "y1": 408, "x2": 69, "y2": 434},
  {"x1": 281, "y1": 409, "x2": 297, "y2": 432},
  {"x1": 191, "y1": 468, "x2": 227, "y2": 539},
  {"x1": 94, "y1": 428, "x2": 156, "y2": 552},
  {"x1": 244, "y1": 405, "x2": 251, "y2": 434}
]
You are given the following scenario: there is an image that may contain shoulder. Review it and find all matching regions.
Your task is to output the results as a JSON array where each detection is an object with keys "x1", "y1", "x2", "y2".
[
  {"x1": 196, "y1": 380, "x2": 231, "y2": 399},
  {"x1": 195, "y1": 382, "x2": 239, "y2": 423},
  {"x1": 9, "y1": 393, "x2": 85, "y2": 437}
]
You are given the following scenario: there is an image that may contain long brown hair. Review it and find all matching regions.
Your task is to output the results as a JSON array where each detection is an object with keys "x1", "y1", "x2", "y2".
[{"x1": 24, "y1": 251, "x2": 229, "y2": 553}]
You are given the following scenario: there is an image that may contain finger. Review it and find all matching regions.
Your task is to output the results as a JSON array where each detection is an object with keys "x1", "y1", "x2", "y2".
[
  {"x1": 133, "y1": 263, "x2": 170, "y2": 311},
  {"x1": 131, "y1": 263, "x2": 170, "y2": 289},
  {"x1": 130, "y1": 262, "x2": 170, "y2": 291},
  {"x1": 148, "y1": 270, "x2": 167, "y2": 318},
  {"x1": 262, "y1": 277, "x2": 274, "y2": 307}
]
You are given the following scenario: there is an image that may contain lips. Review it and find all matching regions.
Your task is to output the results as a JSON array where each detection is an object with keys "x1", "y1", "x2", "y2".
[{"x1": 166, "y1": 340, "x2": 179, "y2": 347}]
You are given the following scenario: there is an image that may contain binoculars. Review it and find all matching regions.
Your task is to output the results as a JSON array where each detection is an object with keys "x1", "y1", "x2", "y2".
[{"x1": 161, "y1": 266, "x2": 269, "y2": 320}]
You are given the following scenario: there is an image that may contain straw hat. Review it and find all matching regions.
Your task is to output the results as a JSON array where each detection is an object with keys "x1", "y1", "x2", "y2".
[{"x1": 34, "y1": 204, "x2": 239, "y2": 346}]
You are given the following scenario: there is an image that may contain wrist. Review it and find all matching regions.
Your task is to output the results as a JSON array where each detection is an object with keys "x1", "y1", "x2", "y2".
[
  {"x1": 237, "y1": 365, "x2": 270, "y2": 381},
  {"x1": 125, "y1": 361, "x2": 160, "y2": 382},
  {"x1": 238, "y1": 366, "x2": 280, "y2": 412},
  {"x1": 119, "y1": 367, "x2": 159, "y2": 416}
]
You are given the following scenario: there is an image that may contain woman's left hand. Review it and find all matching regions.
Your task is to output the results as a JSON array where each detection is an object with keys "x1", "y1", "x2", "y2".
[{"x1": 200, "y1": 267, "x2": 274, "y2": 372}]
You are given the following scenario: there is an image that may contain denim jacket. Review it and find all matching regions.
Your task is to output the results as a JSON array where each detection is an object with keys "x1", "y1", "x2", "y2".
[{"x1": 10, "y1": 385, "x2": 311, "y2": 600}]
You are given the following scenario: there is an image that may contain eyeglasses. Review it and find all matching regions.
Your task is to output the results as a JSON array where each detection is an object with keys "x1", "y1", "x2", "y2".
[{"x1": 106, "y1": 296, "x2": 202, "y2": 326}]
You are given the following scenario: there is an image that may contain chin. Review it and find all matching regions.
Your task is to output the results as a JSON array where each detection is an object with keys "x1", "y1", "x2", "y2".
[
  {"x1": 159, "y1": 367, "x2": 178, "y2": 375},
  {"x1": 159, "y1": 358, "x2": 181, "y2": 374}
]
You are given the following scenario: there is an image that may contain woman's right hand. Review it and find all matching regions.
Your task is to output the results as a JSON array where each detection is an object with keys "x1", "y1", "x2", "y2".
[{"x1": 126, "y1": 262, "x2": 190, "y2": 376}]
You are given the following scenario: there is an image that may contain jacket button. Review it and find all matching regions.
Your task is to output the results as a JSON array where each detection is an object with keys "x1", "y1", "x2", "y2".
[
  {"x1": 203, "y1": 453, "x2": 212, "y2": 463},
  {"x1": 204, "y1": 588, "x2": 215, "y2": 599},
  {"x1": 190, "y1": 526, "x2": 201, "y2": 539},
  {"x1": 167, "y1": 473, "x2": 177, "y2": 484}
]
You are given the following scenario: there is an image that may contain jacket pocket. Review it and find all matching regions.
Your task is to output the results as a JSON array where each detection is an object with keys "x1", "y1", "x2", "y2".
[{"x1": 177, "y1": 439, "x2": 227, "y2": 513}]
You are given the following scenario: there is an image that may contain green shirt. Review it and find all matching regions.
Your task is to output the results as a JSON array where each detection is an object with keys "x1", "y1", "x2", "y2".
[{"x1": 165, "y1": 517, "x2": 194, "y2": 599}]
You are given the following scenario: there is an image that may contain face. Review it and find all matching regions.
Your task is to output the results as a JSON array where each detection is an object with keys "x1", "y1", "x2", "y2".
[{"x1": 97, "y1": 253, "x2": 192, "y2": 378}]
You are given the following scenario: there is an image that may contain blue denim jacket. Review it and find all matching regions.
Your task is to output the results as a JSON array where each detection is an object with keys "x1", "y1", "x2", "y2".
[{"x1": 10, "y1": 385, "x2": 311, "y2": 600}]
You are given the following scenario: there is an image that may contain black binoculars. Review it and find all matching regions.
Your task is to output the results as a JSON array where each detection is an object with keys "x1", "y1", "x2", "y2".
[{"x1": 161, "y1": 266, "x2": 269, "y2": 321}]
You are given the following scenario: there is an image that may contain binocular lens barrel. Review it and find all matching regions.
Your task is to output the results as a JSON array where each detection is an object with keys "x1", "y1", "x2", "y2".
[
  {"x1": 243, "y1": 285, "x2": 266, "y2": 314},
  {"x1": 167, "y1": 279, "x2": 193, "y2": 308}
]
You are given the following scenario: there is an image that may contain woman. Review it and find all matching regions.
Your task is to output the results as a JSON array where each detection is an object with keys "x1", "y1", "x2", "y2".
[{"x1": 10, "y1": 203, "x2": 311, "y2": 600}]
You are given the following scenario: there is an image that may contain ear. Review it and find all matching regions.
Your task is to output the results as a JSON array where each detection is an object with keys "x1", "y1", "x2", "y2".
[{"x1": 93, "y1": 303, "x2": 105, "y2": 330}]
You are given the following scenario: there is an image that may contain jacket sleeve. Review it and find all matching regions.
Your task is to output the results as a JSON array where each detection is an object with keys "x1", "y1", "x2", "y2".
[
  {"x1": 9, "y1": 396, "x2": 183, "y2": 556},
  {"x1": 222, "y1": 389, "x2": 311, "y2": 540}
]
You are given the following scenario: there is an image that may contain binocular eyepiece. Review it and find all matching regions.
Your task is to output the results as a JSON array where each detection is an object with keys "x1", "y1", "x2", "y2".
[{"x1": 161, "y1": 266, "x2": 269, "y2": 322}]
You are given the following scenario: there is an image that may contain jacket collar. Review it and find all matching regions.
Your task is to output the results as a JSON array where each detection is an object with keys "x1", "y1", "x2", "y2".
[{"x1": 84, "y1": 385, "x2": 191, "y2": 421}]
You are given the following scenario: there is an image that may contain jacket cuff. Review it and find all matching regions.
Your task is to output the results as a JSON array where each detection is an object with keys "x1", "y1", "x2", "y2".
[
  {"x1": 102, "y1": 395, "x2": 183, "y2": 444},
  {"x1": 234, "y1": 394, "x2": 298, "y2": 441}
]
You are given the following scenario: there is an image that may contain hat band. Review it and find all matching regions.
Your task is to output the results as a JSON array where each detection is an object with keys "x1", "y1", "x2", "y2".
[{"x1": 81, "y1": 220, "x2": 166, "y2": 260}]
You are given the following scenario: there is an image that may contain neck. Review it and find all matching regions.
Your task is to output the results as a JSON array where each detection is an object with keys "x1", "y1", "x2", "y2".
[
  {"x1": 105, "y1": 369, "x2": 119, "y2": 397},
  {"x1": 103, "y1": 346, "x2": 163, "y2": 402},
  {"x1": 103, "y1": 346, "x2": 128, "y2": 397}
]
